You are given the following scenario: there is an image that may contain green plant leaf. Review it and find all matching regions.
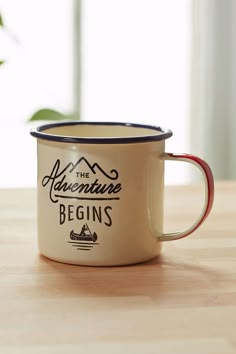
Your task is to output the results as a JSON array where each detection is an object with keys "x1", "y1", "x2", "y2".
[
  {"x1": 0, "y1": 14, "x2": 4, "y2": 27},
  {"x1": 0, "y1": 60, "x2": 5, "y2": 65},
  {"x1": 28, "y1": 108, "x2": 68, "y2": 122}
]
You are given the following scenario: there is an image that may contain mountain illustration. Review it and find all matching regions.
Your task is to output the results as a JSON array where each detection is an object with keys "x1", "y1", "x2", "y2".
[{"x1": 69, "y1": 157, "x2": 119, "y2": 180}]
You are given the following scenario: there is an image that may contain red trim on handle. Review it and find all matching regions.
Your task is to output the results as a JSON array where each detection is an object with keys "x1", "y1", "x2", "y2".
[{"x1": 166, "y1": 153, "x2": 214, "y2": 238}]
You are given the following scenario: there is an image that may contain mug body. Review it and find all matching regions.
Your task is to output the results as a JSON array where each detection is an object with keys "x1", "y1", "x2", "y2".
[{"x1": 32, "y1": 122, "x2": 172, "y2": 266}]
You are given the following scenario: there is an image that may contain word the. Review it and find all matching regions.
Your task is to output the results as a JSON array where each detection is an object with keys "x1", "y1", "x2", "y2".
[{"x1": 76, "y1": 172, "x2": 90, "y2": 178}]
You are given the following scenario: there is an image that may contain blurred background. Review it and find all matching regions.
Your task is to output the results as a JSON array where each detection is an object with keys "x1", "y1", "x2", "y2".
[{"x1": 0, "y1": 0, "x2": 235, "y2": 187}]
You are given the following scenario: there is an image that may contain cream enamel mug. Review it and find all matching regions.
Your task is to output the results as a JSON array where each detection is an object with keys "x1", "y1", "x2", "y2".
[{"x1": 31, "y1": 122, "x2": 214, "y2": 266}]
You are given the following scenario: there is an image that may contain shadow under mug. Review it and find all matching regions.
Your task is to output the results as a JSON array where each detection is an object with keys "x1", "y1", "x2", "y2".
[{"x1": 30, "y1": 122, "x2": 214, "y2": 266}]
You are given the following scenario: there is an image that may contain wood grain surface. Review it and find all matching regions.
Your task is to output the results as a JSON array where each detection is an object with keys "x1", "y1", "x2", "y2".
[{"x1": 0, "y1": 182, "x2": 236, "y2": 353}]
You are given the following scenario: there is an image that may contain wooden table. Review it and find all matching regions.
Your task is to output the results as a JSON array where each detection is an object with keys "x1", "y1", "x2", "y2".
[{"x1": 0, "y1": 182, "x2": 236, "y2": 353}]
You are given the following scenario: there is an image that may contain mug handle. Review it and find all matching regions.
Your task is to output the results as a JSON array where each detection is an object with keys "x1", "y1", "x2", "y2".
[{"x1": 158, "y1": 152, "x2": 214, "y2": 242}]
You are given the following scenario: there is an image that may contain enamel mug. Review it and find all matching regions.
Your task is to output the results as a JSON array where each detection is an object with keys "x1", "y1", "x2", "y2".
[{"x1": 30, "y1": 122, "x2": 214, "y2": 266}]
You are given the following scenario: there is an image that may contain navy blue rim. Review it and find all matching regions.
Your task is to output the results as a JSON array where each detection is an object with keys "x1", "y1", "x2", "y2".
[{"x1": 30, "y1": 121, "x2": 173, "y2": 144}]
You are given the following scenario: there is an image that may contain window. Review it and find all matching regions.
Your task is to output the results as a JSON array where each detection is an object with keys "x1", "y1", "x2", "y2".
[
  {"x1": 0, "y1": 0, "x2": 73, "y2": 187},
  {"x1": 0, "y1": 0, "x2": 191, "y2": 187},
  {"x1": 82, "y1": 0, "x2": 191, "y2": 184}
]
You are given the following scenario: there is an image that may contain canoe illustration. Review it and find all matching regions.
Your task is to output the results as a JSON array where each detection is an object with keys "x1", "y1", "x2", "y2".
[{"x1": 70, "y1": 223, "x2": 97, "y2": 242}]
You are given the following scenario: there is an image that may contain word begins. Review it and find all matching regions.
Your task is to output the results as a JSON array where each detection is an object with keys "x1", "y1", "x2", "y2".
[{"x1": 59, "y1": 204, "x2": 112, "y2": 227}]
